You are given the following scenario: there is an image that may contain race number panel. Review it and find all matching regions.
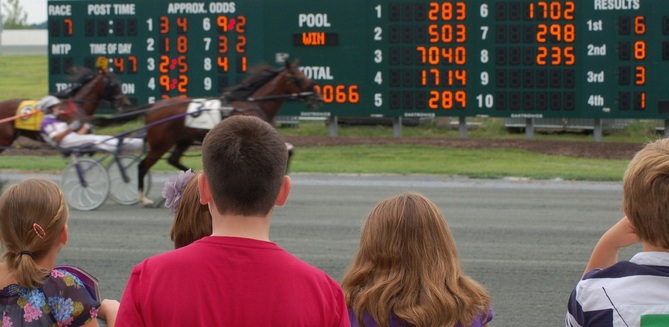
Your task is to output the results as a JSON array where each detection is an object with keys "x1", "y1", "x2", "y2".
[{"x1": 48, "y1": 0, "x2": 669, "y2": 119}]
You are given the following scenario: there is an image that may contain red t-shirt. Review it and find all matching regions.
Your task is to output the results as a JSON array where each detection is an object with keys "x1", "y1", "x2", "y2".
[{"x1": 116, "y1": 236, "x2": 350, "y2": 327}]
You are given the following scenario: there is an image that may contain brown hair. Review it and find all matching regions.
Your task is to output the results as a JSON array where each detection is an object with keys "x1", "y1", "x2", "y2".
[
  {"x1": 170, "y1": 171, "x2": 212, "y2": 248},
  {"x1": 622, "y1": 138, "x2": 669, "y2": 248},
  {"x1": 201, "y1": 115, "x2": 287, "y2": 216},
  {"x1": 342, "y1": 192, "x2": 491, "y2": 327},
  {"x1": 0, "y1": 179, "x2": 68, "y2": 288}
]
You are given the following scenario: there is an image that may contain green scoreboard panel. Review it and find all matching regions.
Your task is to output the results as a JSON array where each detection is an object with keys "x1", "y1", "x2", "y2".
[{"x1": 47, "y1": 0, "x2": 669, "y2": 119}]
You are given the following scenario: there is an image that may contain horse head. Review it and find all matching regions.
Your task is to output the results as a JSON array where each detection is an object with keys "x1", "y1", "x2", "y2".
[
  {"x1": 283, "y1": 59, "x2": 323, "y2": 109},
  {"x1": 98, "y1": 69, "x2": 132, "y2": 112},
  {"x1": 56, "y1": 67, "x2": 131, "y2": 118}
]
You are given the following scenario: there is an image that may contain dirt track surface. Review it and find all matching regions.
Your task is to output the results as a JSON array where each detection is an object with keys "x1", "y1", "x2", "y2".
[{"x1": 5, "y1": 135, "x2": 643, "y2": 161}]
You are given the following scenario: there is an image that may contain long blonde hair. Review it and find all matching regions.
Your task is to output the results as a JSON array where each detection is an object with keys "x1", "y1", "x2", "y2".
[
  {"x1": 341, "y1": 192, "x2": 491, "y2": 327},
  {"x1": 0, "y1": 179, "x2": 68, "y2": 288}
]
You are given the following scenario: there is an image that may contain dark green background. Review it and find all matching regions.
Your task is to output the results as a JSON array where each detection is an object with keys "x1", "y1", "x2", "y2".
[{"x1": 47, "y1": 0, "x2": 669, "y2": 118}]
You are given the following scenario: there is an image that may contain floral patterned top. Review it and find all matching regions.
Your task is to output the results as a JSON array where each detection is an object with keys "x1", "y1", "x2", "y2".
[{"x1": 0, "y1": 269, "x2": 100, "y2": 327}]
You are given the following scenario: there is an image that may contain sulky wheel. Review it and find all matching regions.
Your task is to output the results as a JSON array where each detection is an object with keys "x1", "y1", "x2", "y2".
[
  {"x1": 61, "y1": 158, "x2": 110, "y2": 211},
  {"x1": 107, "y1": 154, "x2": 152, "y2": 205}
]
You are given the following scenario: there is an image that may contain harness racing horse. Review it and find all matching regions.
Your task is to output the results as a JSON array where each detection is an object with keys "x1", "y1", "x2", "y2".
[
  {"x1": 0, "y1": 67, "x2": 130, "y2": 154},
  {"x1": 136, "y1": 60, "x2": 322, "y2": 205}
]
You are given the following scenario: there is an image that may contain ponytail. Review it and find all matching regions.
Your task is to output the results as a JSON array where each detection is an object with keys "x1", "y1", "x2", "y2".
[{"x1": 0, "y1": 179, "x2": 68, "y2": 288}]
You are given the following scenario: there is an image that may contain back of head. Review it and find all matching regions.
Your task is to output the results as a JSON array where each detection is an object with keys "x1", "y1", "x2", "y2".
[
  {"x1": 0, "y1": 179, "x2": 68, "y2": 288},
  {"x1": 342, "y1": 192, "x2": 490, "y2": 327},
  {"x1": 623, "y1": 138, "x2": 669, "y2": 248},
  {"x1": 201, "y1": 115, "x2": 288, "y2": 216},
  {"x1": 170, "y1": 171, "x2": 212, "y2": 248},
  {"x1": 37, "y1": 95, "x2": 60, "y2": 113}
]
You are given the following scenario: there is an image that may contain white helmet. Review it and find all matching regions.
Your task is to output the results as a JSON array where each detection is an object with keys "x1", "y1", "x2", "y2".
[{"x1": 37, "y1": 95, "x2": 61, "y2": 112}]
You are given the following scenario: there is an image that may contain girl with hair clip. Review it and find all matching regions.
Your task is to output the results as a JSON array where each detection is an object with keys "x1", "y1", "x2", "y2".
[
  {"x1": 342, "y1": 192, "x2": 493, "y2": 327},
  {"x1": 162, "y1": 170, "x2": 212, "y2": 248},
  {"x1": 0, "y1": 179, "x2": 119, "y2": 327}
]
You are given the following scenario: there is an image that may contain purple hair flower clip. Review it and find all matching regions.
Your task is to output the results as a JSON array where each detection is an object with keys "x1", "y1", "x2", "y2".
[{"x1": 162, "y1": 169, "x2": 195, "y2": 213}]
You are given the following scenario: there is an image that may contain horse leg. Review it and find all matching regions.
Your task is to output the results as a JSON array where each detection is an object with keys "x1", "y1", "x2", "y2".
[
  {"x1": 167, "y1": 141, "x2": 192, "y2": 171},
  {"x1": 137, "y1": 150, "x2": 166, "y2": 206}
]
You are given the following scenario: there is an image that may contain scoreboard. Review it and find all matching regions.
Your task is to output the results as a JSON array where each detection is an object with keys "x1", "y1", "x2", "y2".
[{"x1": 47, "y1": 0, "x2": 669, "y2": 119}]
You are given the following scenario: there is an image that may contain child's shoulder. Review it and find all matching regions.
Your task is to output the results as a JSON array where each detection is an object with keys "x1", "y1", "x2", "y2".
[{"x1": 42, "y1": 268, "x2": 87, "y2": 293}]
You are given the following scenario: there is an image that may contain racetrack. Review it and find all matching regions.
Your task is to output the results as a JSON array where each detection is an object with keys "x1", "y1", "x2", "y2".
[{"x1": 0, "y1": 171, "x2": 633, "y2": 326}]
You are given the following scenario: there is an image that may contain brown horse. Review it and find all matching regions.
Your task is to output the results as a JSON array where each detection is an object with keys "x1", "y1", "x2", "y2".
[
  {"x1": 0, "y1": 67, "x2": 130, "y2": 154},
  {"x1": 135, "y1": 60, "x2": 321, "y2": 205}
]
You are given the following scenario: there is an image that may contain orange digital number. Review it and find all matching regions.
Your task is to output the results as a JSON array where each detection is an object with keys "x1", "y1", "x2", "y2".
[
  {"x1": 537, "y1": 46, "x2": 575, "y2": 66},
  {"x1": 177, "y1": 75, "x2": 188, "y2": 93},
  {"x1": 446, "y1": 47, "x2": 467, "y2": 65},
  {"x1": 159, "y1": 75, "x2": 170, "y2": 91},
  {"x1": 218, "y1": 36, "x2": 228, "y2": 53},
  {"x1": 176, "y1": 17, "x2": 188, "y2": 33},
  {"x1": 634, "y1": 41, "x2": 646, "y2": 60},
  {"x1": 128, "y1": 56, "x2": 138, "y2": 73},
  {"x1": 635, "y1": 66, "x2": 646, "y2": 85},
  {"x1": 177, "y1": 36, "x2": 188, "y2": 54},
  {"x1": 564, "y1": 1, "x2": 575, "y2": 20},
  {"x1": 236, "y1": 16, "x2": 247, "y2": 33},
  {"x1": 428, "y1": 90, "x2": 466, "y2": 109},
  {"x1": 639, "y1": 92, "x2": 646, "y2": 109},
  {"x1": 313, "y1": 85, "x2": 360, "y2": 104},
  {"x1": 162, "y1": 37, "x2": 170, "y2": 53},
  {"x1": 237, "y1": 56, "x2": 247, "y2": 72},
  {"x1": 113, "y1": 57, "x2": 125, "y2": 73},
  {"x1": 217, "y1": 16, "x2": 228, "y2": 32},
  {"x1": 421, "y1": 69, "x2": 440, "y2": 85},
  {"x1": 236, "y1": 36, "x2": 247, "y2": 53},
  {"x1": 428, "y1": 24, "x2": 466, "y2": 43},
  {"x1": 64, "y1": 18, "x2": 73, "y2": 36},
  {"x1": 564, "y1": 46, "x2": 575, "y2": 65},
  {"x1": 537, "y1": 24, "x2": 575, "y2": 43},
  {"x1": 564, "y1": 24, "x2": 575, "y2": 43},
  {"x1": 178, "y1": 55, "x2": 188, "y2": 73},
  {"x1": 529, "y1": 1, "x2": 575, "y2": 20},
  {"x1": 420, "y1": 69, "x2": 466, "y2": 86},
  {"x1": 218, "y1": 56, "x2": 229, "y2": 72},
  {"x1": 159, "y1": 55, "x2": 170, "y2": 73},
  {"x1": 453, "y1": 69, "x2": 466, "y2": 86},
  {"x1": 416, "y1": 46, "x2": 466, "y2": 65},
  {"x1": 427, "y1": 2, "x2": 465, "y2": 21},
  {"x1": 634, "y1": 16, "x2": 646, "y2": 35},
  {"x1": 160, "y1": 16, "x2": 169, "y2": 34}
]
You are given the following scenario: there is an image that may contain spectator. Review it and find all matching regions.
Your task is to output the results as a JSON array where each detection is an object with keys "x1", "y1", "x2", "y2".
[
  {"x1": 0, "y1": 178, "x2": 119, "y2": 327},
  {"x1": 38, "y1": 95, "x2": 142, "y2": 153},
  {"x1": 566, "y1": 138, "x2": 669, "y2": 326},
  {"x1": 162, "y1": 169, "x2": 212, "y2": 248},
  {"x1": 116, "y1": 115, "x2": 349, "y2": 326},
  {"x1": 342, "y1": 192, "x2": 493, "y2": 327}
]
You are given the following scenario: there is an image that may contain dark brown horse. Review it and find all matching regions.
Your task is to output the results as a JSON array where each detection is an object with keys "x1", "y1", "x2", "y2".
[
  {"x1": 0, "y1": 68, "x2": 130, "y2": 154},
  {"x1": 136, "y1": 60, "x2": 321, "y2": 205}
]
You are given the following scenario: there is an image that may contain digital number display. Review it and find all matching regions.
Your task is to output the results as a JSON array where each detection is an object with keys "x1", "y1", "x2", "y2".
[{"x1": 47, "y1": 0, "x2": 669, "y2": 119}]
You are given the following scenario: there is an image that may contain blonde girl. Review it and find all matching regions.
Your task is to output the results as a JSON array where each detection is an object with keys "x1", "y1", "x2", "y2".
[{"x1": 0, "y1": 179, "x2": 118, "y2": 326}]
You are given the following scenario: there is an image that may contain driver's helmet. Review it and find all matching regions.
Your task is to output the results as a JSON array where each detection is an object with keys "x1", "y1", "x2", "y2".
[{"x1": 37, "y1": 95, "x2": 61, "y2": 113}]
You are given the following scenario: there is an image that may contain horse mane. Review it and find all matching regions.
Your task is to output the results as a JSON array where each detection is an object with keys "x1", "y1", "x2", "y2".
[
  {"x1": 53, "y1": 67, "x2": 97, "y2": 98},
  {"x1": 221, "y1": 64, "x2": 280, "y2": 101}
]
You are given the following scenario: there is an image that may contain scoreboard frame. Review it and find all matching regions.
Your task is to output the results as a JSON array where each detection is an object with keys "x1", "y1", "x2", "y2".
[{"x1": 47, "y1": 0, "x2": 669, "y2": 120}]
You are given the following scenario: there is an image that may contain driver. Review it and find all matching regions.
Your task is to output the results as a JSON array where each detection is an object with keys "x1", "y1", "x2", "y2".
[{"x1": 38, "y1": 95, "x2": 143, "y2": 153}]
